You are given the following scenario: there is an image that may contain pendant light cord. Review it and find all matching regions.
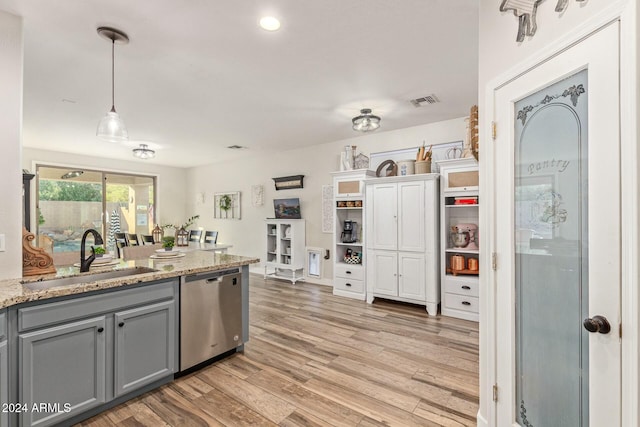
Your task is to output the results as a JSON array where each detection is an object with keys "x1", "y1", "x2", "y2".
[{"x1": 111, "y1": 38, "x2": 116, "y2": 112}]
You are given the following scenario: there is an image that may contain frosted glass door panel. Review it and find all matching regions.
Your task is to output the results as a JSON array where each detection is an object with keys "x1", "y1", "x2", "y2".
[{"x1": 514, "y1": 70, "x2": 589, "y2": 426}]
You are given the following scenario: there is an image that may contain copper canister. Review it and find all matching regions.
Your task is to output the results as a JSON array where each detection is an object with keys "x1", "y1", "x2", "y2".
[
  {"x1": 468, "y1": 258, "x2": 479, "y2": 271},
  {"x1": 451, "y1": 254, "x2": 466, "y2": 271}
]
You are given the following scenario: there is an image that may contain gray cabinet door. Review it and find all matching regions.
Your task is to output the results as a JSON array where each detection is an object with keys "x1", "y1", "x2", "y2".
[
  {"x1": 19, "y1": 316, "x2": 107, "y2": 427},
  {"x1": 0, "y1": 341, "x2": 7, "y2": 427},
  {"x1": 114, "y1": 300, "x2": 175, "y2": 397}
]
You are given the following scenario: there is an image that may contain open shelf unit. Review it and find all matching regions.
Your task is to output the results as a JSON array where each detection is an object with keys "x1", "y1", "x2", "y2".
[
  {"x1": 437, "y1": 158, "x2": 480, "y2": 322},
  {"x1": 331, "y1": 170, "x2": 376, "y2": 300},
  {"x1": 264, "y1": 219, "x2": 306, "y2": 284}
]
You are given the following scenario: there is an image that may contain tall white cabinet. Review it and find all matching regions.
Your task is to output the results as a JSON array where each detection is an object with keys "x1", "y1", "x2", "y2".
[
  {"x1": 265, "y1": 219, "x2": 306, "y2": 284},
  {"x1": 437, "y1": 158, "x2": 479, "y2": 321},
  {"x1": 331, "y1": 170, "x2": 376, "y2": 300},
  {"x1": 365, "y1": 174, "x2": 440, "y2": 315}
]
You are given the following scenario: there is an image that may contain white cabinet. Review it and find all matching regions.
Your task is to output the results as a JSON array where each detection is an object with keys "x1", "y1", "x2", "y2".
[
  {"x1": 265, "y1": 219, "x2": 306, "y2": 284},
  {"x1": 437, "y1": 158, "x2": 479, "y2": 322},
  {"x1": 439, "y1": 158, "x2": 479, "y2": 193},
  {"x1": 365, "y1": 174, "x2": 439, "y2": 315},
  {"x1": 331, "y1": 170, "x2": 375, "y2": 300}
]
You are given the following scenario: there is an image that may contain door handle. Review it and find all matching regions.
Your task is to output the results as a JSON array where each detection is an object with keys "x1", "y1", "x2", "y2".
[{"x1": 583, "y1": 315, "x2": 611, "y2": 334}]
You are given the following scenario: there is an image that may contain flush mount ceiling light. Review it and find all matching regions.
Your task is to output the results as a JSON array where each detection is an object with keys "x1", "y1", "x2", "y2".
[
  {"x1": 259, "y1": 16, "x2": 281, "y2": 31},
  {"x1": 61, "y1": 170, "x2": 84, "y2": 179},
  {"x1": 96, "y1": 27, "x2": 130, "y2": 142},
  {"x1": 352, "y1": 108, "x2": 381, "y2": 132},
  {"x1": 132, "y1": 144, "x2": 155, "y2": 159}
]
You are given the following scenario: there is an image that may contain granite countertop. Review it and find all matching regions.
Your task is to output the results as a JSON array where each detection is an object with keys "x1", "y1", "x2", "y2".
[{"x1": 0, "y1": 251, "x2": 259, "y2": 309}]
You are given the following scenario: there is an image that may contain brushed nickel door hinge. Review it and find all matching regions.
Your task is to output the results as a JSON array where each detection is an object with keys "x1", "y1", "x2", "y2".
[
  {"x1": 492, "y1": 252, "x2": 497, "y2": 271},
  {"x1": 491, "y1": 121, "x2": 497, "y2": 140},
  {"x1": 493, "y1": 384, "x2": 499, "y2": 402},
  {"x1": 619, "y1": 323, "x2": 622, "y2": 339}
]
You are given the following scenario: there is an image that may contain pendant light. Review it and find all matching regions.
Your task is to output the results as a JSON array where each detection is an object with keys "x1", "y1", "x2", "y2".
[
  {"x1": 96, "y1": 27, "x2": 129, "y2": 142},
  {"x1": 352, "y1": 108, "x2": 381, "y2": 132},
  {"x1": 132, "y1": 144, "x2": 155, "y2": 159}
]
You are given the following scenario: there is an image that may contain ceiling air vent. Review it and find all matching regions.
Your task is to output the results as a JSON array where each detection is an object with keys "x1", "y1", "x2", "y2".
[
  {"x1": 410, "y1": 94, "x2": 440, "y2": 107},
  {"x1": 227, "y1": 145, "x2": 247, "y2": 150}
]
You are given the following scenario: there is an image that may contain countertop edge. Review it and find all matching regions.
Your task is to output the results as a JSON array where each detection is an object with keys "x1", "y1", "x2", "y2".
[{"x1": 0, "y1": 253, "x2": 259, "y2": 310}]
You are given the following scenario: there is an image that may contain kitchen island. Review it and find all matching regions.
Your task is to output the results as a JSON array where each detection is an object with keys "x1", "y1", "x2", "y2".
[{"x1": 0, "y1": 250, "x2": 259, "y2": 427}]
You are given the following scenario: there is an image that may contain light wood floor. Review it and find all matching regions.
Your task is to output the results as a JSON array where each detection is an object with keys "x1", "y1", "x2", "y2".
[{"x1": 77, "y1": 276, "x2": 479, "y2": 427}]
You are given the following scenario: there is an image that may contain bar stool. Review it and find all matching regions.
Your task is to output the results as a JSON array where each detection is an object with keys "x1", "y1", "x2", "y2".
[
  {"x1": 188, "y1": 229, "x2": 203, "y2": 242},
  {"x1": 204, "y1": 231, "x2": 218, "y2": 244}
]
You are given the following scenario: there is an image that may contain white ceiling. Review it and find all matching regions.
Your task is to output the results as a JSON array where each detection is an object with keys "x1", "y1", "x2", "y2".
[{"x1": 1, "y1": 0, "x2": 479, "y2": 168}]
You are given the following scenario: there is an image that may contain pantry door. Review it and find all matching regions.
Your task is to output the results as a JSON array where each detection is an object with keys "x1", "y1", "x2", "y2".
[{"x1": 493, "y1": 22, "x2": 620, "y2": 427}]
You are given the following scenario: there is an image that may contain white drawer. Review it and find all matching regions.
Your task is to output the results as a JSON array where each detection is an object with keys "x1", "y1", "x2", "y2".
[
  {"x1": 334, "y1": 277, "x2": 364, "y2": 293},
  {"x1": 335, "y1": 264, "x2": 364, "y2": 280},
  {"x1": 444, "y1": 276, "x2": 479, "y2": 297},
  {"x1": 444, "y1": 293, "x2": 479, "y2": 313}
]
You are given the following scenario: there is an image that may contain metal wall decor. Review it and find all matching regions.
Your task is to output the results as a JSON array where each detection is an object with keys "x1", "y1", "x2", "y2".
[{"x1": 500, "y1": 0, "x2": 586, "y2": 42}]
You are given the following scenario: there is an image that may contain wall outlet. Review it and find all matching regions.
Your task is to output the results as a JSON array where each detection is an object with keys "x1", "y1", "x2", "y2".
[{"x1": 0, "y1": 234, "x2": 5, "y2": 252}]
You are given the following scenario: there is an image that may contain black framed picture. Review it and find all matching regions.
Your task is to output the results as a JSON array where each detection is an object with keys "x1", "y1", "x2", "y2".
[
  {"x1": 272, "y1": 175, "x2": 304, "y2": 190},
  {"x1": 273, "y1": 198, "x2": 302, "y2": 219}
]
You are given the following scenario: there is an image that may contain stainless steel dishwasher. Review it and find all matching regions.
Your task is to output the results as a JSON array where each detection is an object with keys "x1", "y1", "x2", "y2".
[{"x1": 180, "y1": 268, "x2": 242, "y2": 371}]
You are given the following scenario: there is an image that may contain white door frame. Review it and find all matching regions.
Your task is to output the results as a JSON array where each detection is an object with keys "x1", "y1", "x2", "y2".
[{"x1": 478, "y1": 2, "x2": 638, "y2": 426}]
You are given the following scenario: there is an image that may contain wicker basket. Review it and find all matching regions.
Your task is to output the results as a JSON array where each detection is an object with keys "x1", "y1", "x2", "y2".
[{"x1": 343, "y1": 256, "x2": 362, "y2": 264}]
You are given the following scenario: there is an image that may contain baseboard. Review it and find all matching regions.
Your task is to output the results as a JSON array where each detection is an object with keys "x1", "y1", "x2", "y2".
[
  {"x1": 249, "y1": 266, "x2": 333, "y2": 286},
  {"x1": 477, "y1": 410, "x2": 489, "y2": 427}
]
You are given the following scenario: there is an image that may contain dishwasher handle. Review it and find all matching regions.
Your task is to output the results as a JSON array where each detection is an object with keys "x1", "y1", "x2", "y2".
[
  {"x1": 184, "y1": 268, "x2": 240, "y2": 283},
  {"x1": 205, "y1": 277, "x2": 220, "y2": 284}
]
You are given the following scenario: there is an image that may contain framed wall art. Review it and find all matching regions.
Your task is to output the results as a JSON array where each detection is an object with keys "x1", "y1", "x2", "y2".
[{"x1": 214, "y1": 191, "x2": 241, "y2": 219}]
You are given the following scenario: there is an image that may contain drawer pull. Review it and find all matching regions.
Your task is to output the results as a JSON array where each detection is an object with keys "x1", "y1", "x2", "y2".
[
  {"x1": 346, "y1": 271, "x2": 351, "y2": 274},
  {"x1": 346, "y1": 283, "x2": 352, "y2": 287},
  {"x1": 461, "y1": 301, "x2": 471, "y2": 306},
  {"x1": 97, "y1": 327, "x2": 104, "y2": 333},
  {"x1": 461, "y1": 285, "x2": 471, "y2": 290}
]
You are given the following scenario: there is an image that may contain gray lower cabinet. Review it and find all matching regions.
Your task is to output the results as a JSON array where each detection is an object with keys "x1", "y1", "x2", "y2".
[
  {"x1": 19, "y1": 316, "x2": 107, "y2": 427},
  {"x1": 12, "y1": 279, "x2": 178, "y2": 427},
  {"x1": 114, "y1": 300, "x2": 175, "y2": 397},
  {"x1": 0, "y1": 340, "x2": 8, "y2": 427}
]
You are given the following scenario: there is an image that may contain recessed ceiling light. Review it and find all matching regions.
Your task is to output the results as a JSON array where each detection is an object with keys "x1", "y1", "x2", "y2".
[{"x1": 259, "y1": 16, "x2": 281, "y2": 31}]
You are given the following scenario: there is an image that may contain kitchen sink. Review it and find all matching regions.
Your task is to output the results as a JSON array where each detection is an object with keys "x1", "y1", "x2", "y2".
[{"x1": 22, "y1": 267, "x2": 158, "y2": 291}]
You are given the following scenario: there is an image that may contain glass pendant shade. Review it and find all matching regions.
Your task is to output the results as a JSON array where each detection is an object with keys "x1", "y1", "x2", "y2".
[
  {"x1": 97, "y1": 108, "x2": 128, "y2": 142},
  {"x1": 352, "y1": 108, "x2": 381, "y2": 132}
]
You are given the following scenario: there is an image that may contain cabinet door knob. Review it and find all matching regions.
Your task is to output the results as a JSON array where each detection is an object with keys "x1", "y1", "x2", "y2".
[
  {"x1": 97, "y1": 327, "x2": 104, "y2": 333},
  {"x1": 583, "y1": 315, "x2": 611, "y2": 334},
  {"x1": 118, "y1": 322, "x2": 125, "y2": 328},
  {"x1": 461, "y1": 301, "x2": 471, "y2": 306},
  {"x1": 462, "y1": 285, "x2": 471, "y2": 290}
]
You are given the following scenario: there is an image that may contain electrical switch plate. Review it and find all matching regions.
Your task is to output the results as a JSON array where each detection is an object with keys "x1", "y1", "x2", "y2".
[{"x1": 0, "y1": 234, "x2": 5, "y2": 252}]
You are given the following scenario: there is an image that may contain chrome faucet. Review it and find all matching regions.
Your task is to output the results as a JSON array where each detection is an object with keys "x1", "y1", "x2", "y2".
[{"x1": 80, "y1": 229, "x2": 104, "y2": 272}]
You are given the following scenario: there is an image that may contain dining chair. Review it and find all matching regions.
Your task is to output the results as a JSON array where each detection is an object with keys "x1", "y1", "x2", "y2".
[
  {"x1": 127, "y1": 233, "x2": 140, "y2": 246},
  {"x1": 204, "y1": 230, "x2": 218, "y2": 244},
  {"x1": 188, "y1": 229, "x2": 203, "y2": 242},
  {"x1": 114, "y1": 232, "x2": 128, "y2": 258},
  {"x1": 140, "y1": 234, "x2": 155, "y2": 245}
]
